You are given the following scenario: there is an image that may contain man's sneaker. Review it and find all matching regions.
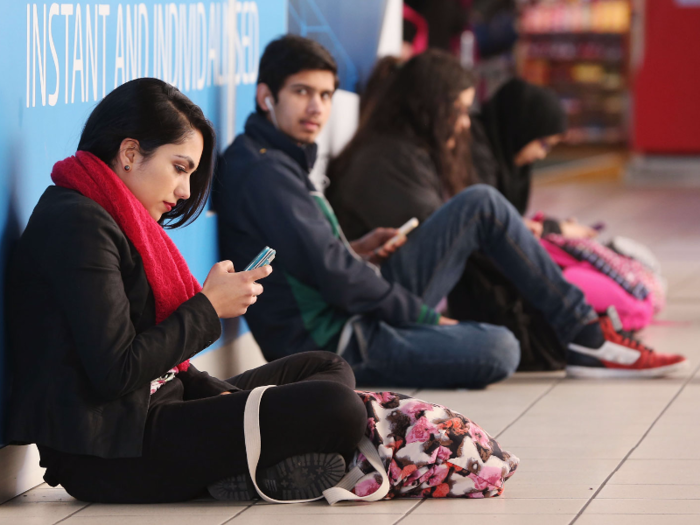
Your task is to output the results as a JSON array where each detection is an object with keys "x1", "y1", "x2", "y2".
[
  {"x1": 567, "y1": 307, "x2": 688, "y2": 378},
  {"x1": 208, "y1": 452, "x2": 346, "y2": 501}
]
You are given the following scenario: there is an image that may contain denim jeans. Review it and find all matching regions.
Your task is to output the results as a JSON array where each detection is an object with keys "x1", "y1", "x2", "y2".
[{"x1": 343, "y1": 185, "x2": 596, "y2": 389}]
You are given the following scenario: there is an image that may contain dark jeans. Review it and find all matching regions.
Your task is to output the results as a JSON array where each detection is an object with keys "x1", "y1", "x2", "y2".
[
  {"x1": 344, "y1": 185, "x2": 596, "y2": 389},
  {"x1": 39, "y1": 352, "x2": 366, "y2": 503}
]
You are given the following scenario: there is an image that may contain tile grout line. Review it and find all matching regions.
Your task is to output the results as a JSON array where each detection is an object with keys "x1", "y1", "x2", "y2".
[
  {"x1": 392, "y1": 499, "x2": 425, "y2": 524},
  {"x1": 494, "y1": 379, "x2": 564, "y2": 439},
  {"x1": 52, "y1": 502, "x2": 93, "y2": 524},
  {"x1": 219, "y1": 503, "x2": 255, "y2": 524},
  {"x1": 568, "y1": 361, "x2": 700, "y2": 525}
]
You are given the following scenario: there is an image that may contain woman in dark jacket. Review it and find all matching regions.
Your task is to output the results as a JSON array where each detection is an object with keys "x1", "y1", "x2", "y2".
[
  {"x1": 327, "y1": 55, "x2": 568, "y2": 370},
  {"x1": 327, "y1": 50, "x2": 475, "y2": 240},
  {"x1": 6, "y1": 78, "x2": 365, "y2": 503}
]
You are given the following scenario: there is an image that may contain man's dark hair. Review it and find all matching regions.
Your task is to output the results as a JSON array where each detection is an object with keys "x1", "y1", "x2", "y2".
[
  {"x1": 256, "y1": 35, "x2": 339, "y2": 114},
  {"x1": 78, "y1": 78, "x2": 216, "y2": 229}
]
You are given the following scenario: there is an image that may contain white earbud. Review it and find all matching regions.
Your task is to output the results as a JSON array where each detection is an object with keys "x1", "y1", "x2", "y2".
[{"x1": 265, "y1": 96, "x2": 279, "y2": 129}]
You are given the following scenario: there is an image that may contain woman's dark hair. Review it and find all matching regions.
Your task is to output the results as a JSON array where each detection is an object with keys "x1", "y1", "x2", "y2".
[
  {"x1": 256, "y1": 35, "x2": 339, "y2": 114},
  {"x1": 330, "y1": 50, "x2": 475, "y2": 197},
  {"x1": 78, "y1": 78, "x2": 216, "y2": 229},
  {"x1": 359, "y1": 56, "x2": 403, "y2": 121}
]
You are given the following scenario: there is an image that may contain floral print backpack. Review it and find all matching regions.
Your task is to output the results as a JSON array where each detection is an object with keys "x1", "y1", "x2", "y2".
[{"x1": 243, "y1": 387, "x2": 519, "y2": 504}]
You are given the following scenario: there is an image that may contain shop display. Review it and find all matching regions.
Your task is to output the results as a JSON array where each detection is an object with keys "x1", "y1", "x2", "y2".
[{"x1": 518, "y1": 0, "x2": 632, "y2": 145}]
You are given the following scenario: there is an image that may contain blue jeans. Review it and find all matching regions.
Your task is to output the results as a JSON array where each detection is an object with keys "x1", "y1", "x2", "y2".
[{"x1": 343, "y1": 185, "x2": 596, "y2": 389}]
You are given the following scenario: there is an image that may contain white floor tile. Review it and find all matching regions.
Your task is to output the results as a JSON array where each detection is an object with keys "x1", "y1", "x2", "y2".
[
  {"x1": 597, "y1": 484, "x2": 700, "y2": 500},
  {"x1": 0, "y1": 519, "x2": 64, "y2": 525},
  {"x1": 227, "y1": 514, "x2": 399, "y2": 525},
  {"x1": 503, "y1": 484, "x2": 599, "y2": 500},
  {"x1": 76, "y1": 501, "x2": 249, "y2": 517},
  {"x1": 0, "y1": 501, "x2": 86, "y2": 519},
  {"x1": 507, "y1": 444, "x2": 631, "y2": 460},
  {"x1": 9, "y1": 486, "x2": 74, "y2": 503},
  {"x1": 402, "y1": 514, "x2": 576, "y2": 525},
  {"x1": 244, "y1": 499, "x2": 417, "y2": 515},
  {"x1": 61, "y1": 517, "x2": 238, "y2": 525},
  {"x1": 413, "y1": 498, "x2": 586, "y2": 514},
  {"x1": 586, "y1": 498, "x2": 700, "y2": 514},
  {"x1": 576, "y1": 515, "x2": 700, "y2": 525},
  {"x1": 609, "y1": 459, "x2": 700, "y2": 485}
]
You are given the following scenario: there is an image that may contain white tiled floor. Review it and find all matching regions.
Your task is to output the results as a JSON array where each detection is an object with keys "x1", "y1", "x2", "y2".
[{"x1": 3, "y1": 179, "x2": 700, "y2": 524}]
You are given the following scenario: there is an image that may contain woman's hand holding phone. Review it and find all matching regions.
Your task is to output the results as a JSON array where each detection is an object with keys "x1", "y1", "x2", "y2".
[{"x1": 201, "y1": 261, "x2": 272, "y2": 318}]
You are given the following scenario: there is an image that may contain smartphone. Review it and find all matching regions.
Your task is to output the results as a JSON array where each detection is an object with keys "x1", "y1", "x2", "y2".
[
  {"x1": 244, "y1": 246, "x2": 276, "y2": 271},
  {"x1": 384, "y1": 217, "x2": 420, "y2": 249}
]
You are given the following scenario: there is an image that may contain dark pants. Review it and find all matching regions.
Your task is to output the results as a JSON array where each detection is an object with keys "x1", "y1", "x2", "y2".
[{"x1": 40, "y1": 352, "x2": 366, "y2": 503}]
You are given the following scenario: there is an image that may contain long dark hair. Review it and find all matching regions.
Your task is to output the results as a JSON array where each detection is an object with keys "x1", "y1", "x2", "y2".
[
  {"x1": 330, "y1": 50, "x2": 475, "y2": 197},
  {"x1": 359, "y1": 55, "x2": 403, "y2": 120},
  {"x1": 78, "y1": 78, "x2": 216, "y2": 229}
]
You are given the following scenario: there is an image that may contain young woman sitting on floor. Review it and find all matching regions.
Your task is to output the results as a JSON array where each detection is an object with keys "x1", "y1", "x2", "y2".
[{"x1": 5, "y1": 78, "x2": 365, "y2": 504}]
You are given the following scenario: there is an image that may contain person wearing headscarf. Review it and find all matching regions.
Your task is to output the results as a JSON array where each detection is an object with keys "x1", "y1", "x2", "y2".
[{"x1": 471, "y1": 78, "x2": 596, "y2": 238}]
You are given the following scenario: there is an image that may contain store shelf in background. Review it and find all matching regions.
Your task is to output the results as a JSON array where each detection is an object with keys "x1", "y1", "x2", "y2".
[
  {"x1": 517, "y1": 1, "x2": 632, "y2": 146},
  {"x1": 522, "y1": 34, "x2": 625, "y2": 63},
  {"x1": 521, "y1": 0, "x2": 631, "y2": 34}
]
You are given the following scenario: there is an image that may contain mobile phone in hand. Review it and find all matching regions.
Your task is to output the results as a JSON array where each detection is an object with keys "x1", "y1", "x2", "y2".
[
  {"x1": 245, "y1": 246, "x2": 276, "y2": 271},
  {"x1": 384, "y1": 217, "x2": 419, "y2": 249}
]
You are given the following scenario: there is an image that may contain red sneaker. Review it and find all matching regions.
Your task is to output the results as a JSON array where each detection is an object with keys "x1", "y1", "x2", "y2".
[{"x1": 567, "y1": 314, "x2": 688, "y2": 379}]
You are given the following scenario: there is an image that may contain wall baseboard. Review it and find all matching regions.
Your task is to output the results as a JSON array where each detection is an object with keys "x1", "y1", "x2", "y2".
[
  {"x1": 191, "y1": 331, "x2": 267, "y2": 379},
  {"x1": 0, "y1": 444, "x2": 44, "y2": 504},
  {"x1": 627, "y1": 154, "x2": 700, "y2": 185}
]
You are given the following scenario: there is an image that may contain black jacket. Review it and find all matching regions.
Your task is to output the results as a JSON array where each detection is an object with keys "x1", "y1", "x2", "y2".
[
  {"x1": 6, "y1": 186, "x2": 225, "y2": 458},
  {"x1": 214, "y1": 115, "x2": 438, "y2": 361},
  {"x1": 327, "y1": 135, "x2": 443, "y2": 241}
]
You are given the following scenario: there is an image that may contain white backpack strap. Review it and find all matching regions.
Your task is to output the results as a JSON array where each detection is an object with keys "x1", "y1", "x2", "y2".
[
  {"x1": 322, "y1": 436, "x2": 391, "y2": 505},
  {"x1": 336, "y1": 315, "x2": 362, "y2": 357},
  {"x1": 244, "y1": 385, "x2": 391, "y2": 505},
  {"x1": 244, "y1": 385, "x2": 325, "y2": 504}
]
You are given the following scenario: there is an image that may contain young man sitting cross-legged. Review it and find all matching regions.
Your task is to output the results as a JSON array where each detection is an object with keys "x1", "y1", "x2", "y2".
[{"x1": 214, "y1": 35, "x2": 687, "y2": 388}]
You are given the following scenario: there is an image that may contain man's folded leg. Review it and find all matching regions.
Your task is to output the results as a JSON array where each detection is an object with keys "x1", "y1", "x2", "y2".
[{"x1": 344, "y1": 318, "x2": 521, "y2": 389}]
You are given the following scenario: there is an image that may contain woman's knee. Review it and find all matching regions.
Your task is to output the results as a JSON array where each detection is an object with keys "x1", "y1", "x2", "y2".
[
  {"x1": 301, "y1": 350, "x2": 356, "y2": 388},
  {"x1": 311, "y1": 382, "x2": 366, "y2": 452},
  {"x1": 455, "y1": 184, "x2": 504, "y2": 212}
]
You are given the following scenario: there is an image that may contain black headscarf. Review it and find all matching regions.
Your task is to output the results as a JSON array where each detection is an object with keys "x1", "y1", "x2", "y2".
[{"x1": 471, "y1": 78, "x2": 567, "y2": 214}]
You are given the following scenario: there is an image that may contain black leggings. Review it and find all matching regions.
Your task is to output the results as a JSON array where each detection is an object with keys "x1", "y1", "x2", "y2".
[{"x1": 41, "y1": 352, "x2": 367, "y2": 503}]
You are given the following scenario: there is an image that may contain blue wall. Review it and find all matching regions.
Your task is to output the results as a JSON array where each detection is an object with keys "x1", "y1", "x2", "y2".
[
  {"x1": 288, "y1": 0, "x2": 388, "y2": 92},
  {"x1": 0, "y1": 0, "x2": 288, "y2": 444}
]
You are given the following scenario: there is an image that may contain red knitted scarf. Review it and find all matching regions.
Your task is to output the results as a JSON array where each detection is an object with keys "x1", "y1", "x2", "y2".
[{"x1": 52, "y1": 151, "x2": 200, "y2": 372}]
